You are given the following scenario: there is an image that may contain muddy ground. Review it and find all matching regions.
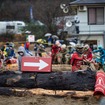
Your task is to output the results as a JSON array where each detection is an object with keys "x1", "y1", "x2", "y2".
[{"x1": 0, "y1": 95, "x2": 99, "y2": 105}]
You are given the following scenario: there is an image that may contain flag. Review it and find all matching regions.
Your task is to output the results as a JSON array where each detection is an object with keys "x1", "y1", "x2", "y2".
[{"x1": 30, "y1": 6, "x2": 34, "y2": 21}]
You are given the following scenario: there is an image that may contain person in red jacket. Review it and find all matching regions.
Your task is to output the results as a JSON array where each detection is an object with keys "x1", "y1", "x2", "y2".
[
  {"x1": 82, "y1": 44, "x2": 97, "y2": 70},
  {"x1": 70, "y1": 45, "x2": 83, "y2": 72},
  {"x1": 83, "y1": 44, "x2": 93, "y2": 62},
  {"x1": 51, "y1": 40, "x2": 61, "y2": 64}
]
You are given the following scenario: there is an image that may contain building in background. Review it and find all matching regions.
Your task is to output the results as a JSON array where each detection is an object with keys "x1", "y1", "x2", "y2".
[{"x1": 68, "y1": 0, "x2": 105, "y2": 49}]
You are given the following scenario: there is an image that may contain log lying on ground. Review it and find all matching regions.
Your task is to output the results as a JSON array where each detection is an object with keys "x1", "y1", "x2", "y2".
[
  {"x1": 29, "y1": 88, "x2": 94, "y2": 98},
  {"x1": 52, "y1": 64, "x2": 72, "y2": 71},
  {"x1": 36, "y1": 69, "x2": 96, "y2": 90},
  {"x1": 0, "y1": 69, "x2": 96, "y2": 91},
  {"x1": 0, "y1": 87, "x2": 94, "y2": 98}
]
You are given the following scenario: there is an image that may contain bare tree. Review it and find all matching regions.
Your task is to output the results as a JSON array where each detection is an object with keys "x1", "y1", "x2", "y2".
[
  {"x1": 0, "y1": 0, "x2": 30, "y2": 21},
  {"x1": 32, "y1": 0, "x2": 72, "y2": 34},
  {"x1": 0, "y1": 0, "x2": 74, "y2": 34}
]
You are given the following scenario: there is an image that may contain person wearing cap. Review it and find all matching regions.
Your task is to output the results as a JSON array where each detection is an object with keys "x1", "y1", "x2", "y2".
[
  {"x1": 18, "y1": 46, "x2": 33, "y2": 71},
  {"x1": 8, "y1": 44, "x2": 16, "y2": 58},
  {"x1": 3, "y1": 43, "x2": 16, "y2": 65},
  {"x1": 70, "y1": 44, "x2": 84, "y2": 72},
  {"x1": 51, "y1": 40, "x2": 62, "y2": 64},
  {"x1": 82, "y1": 44, "x2": 97, "y2": 70},
  {"x1": 83, "y1": 44, "x2": 93, "y2": 63},
  {"x1": 57, "y1": 44, "x2": 68, "y2": 64}
]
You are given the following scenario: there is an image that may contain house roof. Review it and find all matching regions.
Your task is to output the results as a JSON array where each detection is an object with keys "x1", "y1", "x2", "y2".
[{"x1": 70, "y1": 0, "x2": 105, "y2": 5}]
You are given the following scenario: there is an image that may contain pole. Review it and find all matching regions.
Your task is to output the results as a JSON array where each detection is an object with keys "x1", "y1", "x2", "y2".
[{"x1": 30, "y1": 5, "x2": 34, "y2": 23}]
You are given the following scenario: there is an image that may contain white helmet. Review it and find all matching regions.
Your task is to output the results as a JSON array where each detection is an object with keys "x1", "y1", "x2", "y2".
[
  {"x1": 55, "y1": 40, "x2": 61, "y2": 46},
  {"x1": 84, "y1": 44, "x2": 89, "y2": 51},
  {"x1": 61, "y1": 44, "x2": 66, "y2": 49}
]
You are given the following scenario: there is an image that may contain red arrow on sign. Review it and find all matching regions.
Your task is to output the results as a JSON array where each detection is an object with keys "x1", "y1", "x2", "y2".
[
  {"x1": 23, "y1": 59, "x2": 48, "y2": 70},
  {"x1": 21, "y1": 56, "x2": 52, "y2": 72}
]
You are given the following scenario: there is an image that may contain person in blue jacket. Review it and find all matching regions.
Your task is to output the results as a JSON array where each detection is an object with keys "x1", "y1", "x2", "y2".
[
  {"x1": 93, "y1": 45, "x2": 105, "y2": 66},
  {"x1": 24, "y1": 42, "x2": 33, "y2": 56}
]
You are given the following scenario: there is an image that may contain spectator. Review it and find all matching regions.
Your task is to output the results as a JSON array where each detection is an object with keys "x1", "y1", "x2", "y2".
[
  {"x1": 58, "y1": 44, "x2": 68, "y2": 64},
  {"x1": 18, "y1": 46, "x2": 32, "y2": 71},
  {"x1": 2, "y1": 45, "x2": 8, "y2": 58},
  {"x1": 8, "y1": 45, "x2": 16, "y2": 58},
  {"x1": 25, "y1": 42, "x2": 30, "y2": 50},
  {"x1": 51, "y1": 40, "x2": 61, "y2": 64},
  {"x1": 47, "y1": 36, "x2": 53, "y2": 46},
  {"x1": 24, "y1": 42, "x2": 33, "y2": 56},
  {"x1": 37, "y1": 44, "x2": 45, "y2": 57},
  {"x1": 34, "y1": 43, "x2": 39, "y2": 56}
]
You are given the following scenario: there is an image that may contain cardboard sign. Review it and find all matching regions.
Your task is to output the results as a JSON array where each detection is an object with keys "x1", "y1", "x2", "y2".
[{"x1": 27, "y1": 35, "x2": 35, "y2": 42}]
